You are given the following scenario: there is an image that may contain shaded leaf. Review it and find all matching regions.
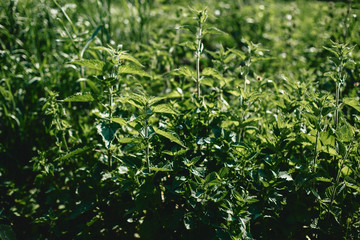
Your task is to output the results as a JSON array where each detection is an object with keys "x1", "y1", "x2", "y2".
[
  {"x1": 55, "y1": 146, "x2": 92, "y2": 161},
  {"x1": 96, "y1": 121, "x2": 119, "y2": 148},
  {"x1": 0, "y1": 225, "x2": 16, "y2": 240},
  {"x1": 153, "y1": 126, "x2": 186, "y2": 148}
]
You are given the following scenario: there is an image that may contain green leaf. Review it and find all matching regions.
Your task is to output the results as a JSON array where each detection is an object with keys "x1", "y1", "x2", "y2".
[
  {"x1": 118, "y1": 137, "x2": 141, "y2": 144},
  {"x1": 202, "y1": 67, "x2": 224, "y2": 80},
  {"x1": 204, "y1": 172, "x2": 221, "y2": 186},
  {"x1": 203, "y1": 27, "x2": 227, "y2": 36},
  {"x1": 323, "y1": 46, "x2": 339, "y2": 58},
  {"x1": 341, "y1": 166, "x2": 352, "y2": 176},
  {"x1": 152, "y1": 104, "x2": 177, "y2": 115},
  {"x1": 320, "y1": 130, "x2": 335, "y2": 146},
  {"x1": 150, "y1": 167, "x2": 173, "y2": 172},
  {"x1": 178, "y1": 41, "x2": 197, "y2": 51},
  {"x1": 110, "y1": 117, "x2": 127, "y2": 126},
  {"x1": 315, "y1": 177, "x2": 332, "y2": 183},
  {"x1": 96, "y1": 121, "x2": 119, "y2": 149},
  {"x1": 72, "y1": 59, "x2": 105, "y2": 71},
  {"x1": 119, "y1": 54, "x2": 144, "y2": 67},
  {"x1": 171, "y1": 66, "x2": 195, "y2": 79},
  {"x1": 80, "y1": 25, "x2": 103, "y2": 58},
  {"x1": 183, "y1": 213, "x2": 194, "y2": 230},
  {"x1": 183, "y1": 156, "x2": 201, "y2": 167},
  {"x1": 324, "y1": 72, "x2": 337, "y2": 82},
  {"x1": 278, "y1": 171, "x2": 293, "y2": 181},
  {"x1": 118, "y1": 166, "x2": 129, "y2": 174},
  {"x1": 343, "y1": 98, "x2": 360, "y2": 112},
  {"x1": 153, "y1": 126, "x2": 186, "y2": 148},
  {"x1": 190, "y1": 166, "x2": 205, "y2": 177},
  {"x1": 55, "y1": 146, "x2": 92, "y2": 161},
  {"x1": 179, "y1": 25, "x2": 197, "y2": 34},
  {"x1": 344, "y1": 181, "x2": 360, "y2": 193},
  {"x1": 336, "y1": 123, "x2": 354, "y2": 142},
  {"x1": 62, "y1": 93, "x2": 94, "y2": 102},
  {"x1": 92, "y1": 46, "x2": 114, "y2": 56},
  {"x1": 227, "y1": 48, "x2": 246, "y2": 60},
  {"x1": 148, "y1": 96, "x2": 166, "y2": 106},
  {"x1": 118, "y1": 65, "x2": 150, "y2": 78},
  {"x1": 121, "y1": 94, "x2": 147, "y2": 108},
  {"x1": 0, "y1": 224, "x2": 16, "y2": 240}
]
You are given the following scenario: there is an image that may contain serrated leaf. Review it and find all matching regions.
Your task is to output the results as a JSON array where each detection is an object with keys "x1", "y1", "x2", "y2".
[
  {"x1": 118, "y1": 137, "x2": 141, "y2": 144},
  {"x1": 119, "y1": 54, "x2": 144, "y2": 67},
  {"x1": 183, "y1": 156, "x2": 201, "y2": 167},
  {"x1": 320, "y1": 131, "x2": 335, "y2": 146},
  {"x1": 323, "y1": 46, "x2": 339, "y2": 57},
  {"x1": 344, "y1": 181, "x2": 360, "y2": 193},
  {"x1": 150, "y1": 167, "x2": 173, "y2": 172},
  {"x1": 148, "y1": 96, "x2": 165, "y2": 106},
  {"x1": 96, "y1": 121, "x2": 119, "y2": 149},
  {"x1": 171, "y1": 66, "x2": 195, "y2": 79},
  {"x1": 118, "y1": 65, "x2": 150, "y2": 78},
  {"x1": 152, "y1": 104, "x2": 177, "y2": 115},
  {"x1": 55, "y1": 146, "x2": 92, "y2": 161},
  {"x1": 191, "y1": 166, "x2": 205, "y2": 177},
  {"x1": 110, "y1": 117, "x2": 127, "y2": 126},
  {"x1": 179, "y1": 25, "x2": 197, "y2": 34},
  {"x1": 122, "y1": 94, "x2": 147, "y2": 108},
  {"x1": 72, "y1": 59, "x2": 105, "y2": 71},
  {"x1": 178, "y1": 41, "x2": 197, "y2": 51},
  {"x1": 92, "y1": 46, "x2": 114, "y2": 56},
  {"x1": 153, "y1": 126, "x2": 186, "y2": 148},
  {"x1": 343, "y1": 98, "x2": 360, "y2": 112},
  {"x1": 202, "y1": 67, "x2": 223, "y2": 80},
  {"x1": 324, "y1": 72, "x2": 337, "y2": 82},
  {"x1": 203, "y1": 26, "x2": 227, "y2": 36},
  {"x1": 336, "y1": 123, "x2": 354, "y2": 142},
  {"x1": 62, "y1": 93, "x2": 94, "y2": 102},
  {"x1": 227, "y1": 48, "x2": 246, "y2": 60}
]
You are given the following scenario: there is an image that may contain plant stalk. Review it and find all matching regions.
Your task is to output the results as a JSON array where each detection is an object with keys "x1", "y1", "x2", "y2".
[
  {"x1": 196, "y1": 22, "x2": 202, "y2": 100},
  {"x1": 145, "y1": 119, "x2": 150, "y2": 173},
  {"x1": 108, "y1": 86, "x2": 113, "y2": 170}
]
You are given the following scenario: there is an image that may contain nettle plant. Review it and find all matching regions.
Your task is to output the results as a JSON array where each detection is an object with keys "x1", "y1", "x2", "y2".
[{"x1": 37, "y1": 7, "x2": 257, "y2": 239}]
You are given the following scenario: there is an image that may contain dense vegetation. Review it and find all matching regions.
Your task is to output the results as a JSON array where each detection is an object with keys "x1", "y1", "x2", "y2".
[{"x1": 1, "y1": 0, "x2": 360, "y2": 239}]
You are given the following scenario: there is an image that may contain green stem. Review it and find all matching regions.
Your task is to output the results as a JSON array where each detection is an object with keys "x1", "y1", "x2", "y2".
[
  {"x1": 329, "y1": 141, "x2": 353, "y2": 209},
  {"x1": 108, "y1": 86, "x2": 113, "y2": 170},
  {"x1": 313, "y1": 130, "x2": 319, "y2": 172},
  {"x1": 145, "y1": 119, "x2": 150, "y2": 173},
  {"x1": 196, "y1": 22, "x2": 202, "y2": 100}
]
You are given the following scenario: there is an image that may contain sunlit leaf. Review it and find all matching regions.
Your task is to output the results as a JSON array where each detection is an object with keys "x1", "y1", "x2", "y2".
[
  {"x1": 118, "y1": 65, "x2": 150, "y2": 78},
  {"x1": 62, "y1": 93, "x2": 94, "y2": 102},
  {"x1": 72, "y1": 59, "x2": 105, "y2": 71}
]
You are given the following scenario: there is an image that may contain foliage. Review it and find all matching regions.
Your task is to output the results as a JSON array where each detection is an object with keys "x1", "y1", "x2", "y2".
[{"x1": 1, "y1": 0, "x2": 360, "y2": 239}]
